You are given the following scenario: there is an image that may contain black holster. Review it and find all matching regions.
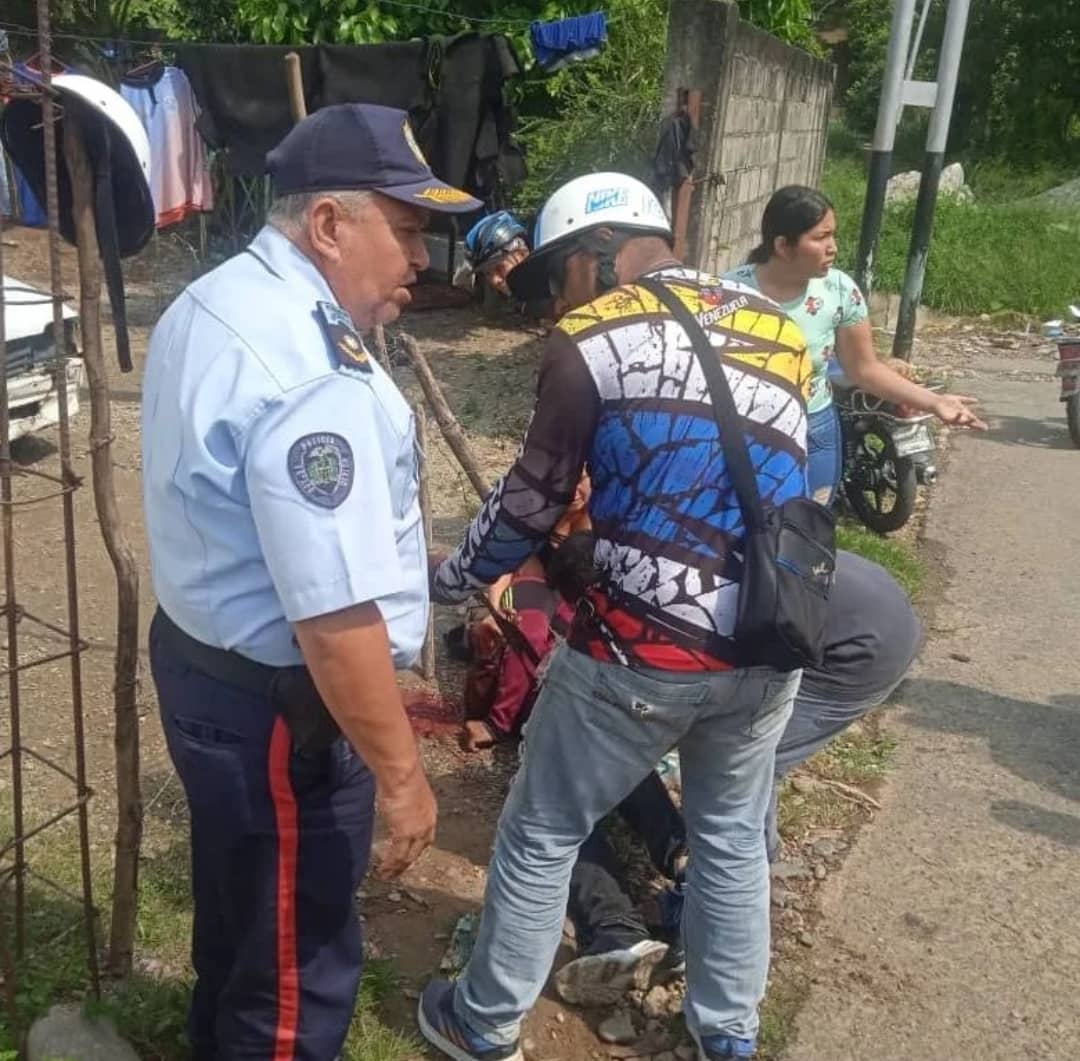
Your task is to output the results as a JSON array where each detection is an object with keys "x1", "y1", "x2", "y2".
[{"x1": 268, "y1": 666, "x2": 342, "y2": 755}]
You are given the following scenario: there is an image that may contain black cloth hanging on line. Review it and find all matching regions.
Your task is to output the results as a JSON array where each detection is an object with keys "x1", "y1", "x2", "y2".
[
  {"x1": 313, "y1": 41, "x2": 436, "y2": 111},
  {"x1": 313, "y1": 40, "x2": 442, "y2": 180},
  {"x1": 174, "y1": 37, "x2": 526, "y2": 201},
  {"x1": 174, "y1": 45, "x2": 321, "y2": 179},
  {"x1": 652, "y1": 110, "x2": 699, "y2": 197}
]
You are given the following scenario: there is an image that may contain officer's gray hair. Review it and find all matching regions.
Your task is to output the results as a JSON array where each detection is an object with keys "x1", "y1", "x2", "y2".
[{"x1": 267, "y1": 190, "x2": 375, "y2": 236}]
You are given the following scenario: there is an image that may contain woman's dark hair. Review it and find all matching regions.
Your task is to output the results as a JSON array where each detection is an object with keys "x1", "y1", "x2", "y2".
[{"x1": 747, "y1": 186, "x2": 835, "y2": 264}]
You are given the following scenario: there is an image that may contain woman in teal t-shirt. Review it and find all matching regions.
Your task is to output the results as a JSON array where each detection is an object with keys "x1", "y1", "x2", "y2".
[{"x1": 726, "y1": 186, "x2": 985, "y2": 503}]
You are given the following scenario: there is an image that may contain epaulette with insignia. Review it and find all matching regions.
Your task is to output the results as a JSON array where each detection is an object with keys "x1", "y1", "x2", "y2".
[{"x1": 317, "y1": 301, "x2": 372, "y2": 373}]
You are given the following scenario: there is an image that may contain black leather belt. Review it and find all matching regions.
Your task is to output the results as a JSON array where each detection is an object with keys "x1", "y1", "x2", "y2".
[
  {"x1": 151, "y1": 607, "x2": 279, "y2": 697},
  {"x1": 151, "y1": 608, "x2": 342, "y2": 754}
]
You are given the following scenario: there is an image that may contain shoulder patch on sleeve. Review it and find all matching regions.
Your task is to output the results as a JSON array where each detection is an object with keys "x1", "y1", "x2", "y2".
[{"x1": 287, "y1": 432, "x2": 355, "y2": 508}]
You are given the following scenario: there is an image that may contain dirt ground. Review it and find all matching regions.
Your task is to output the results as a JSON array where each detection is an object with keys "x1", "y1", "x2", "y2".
[
  {"x1": 0, "y1": 223, "x2": 615, "y2": 1059},
  {"x1": 3, "y1": 223, "x2": 1072, "y2": 1060}
]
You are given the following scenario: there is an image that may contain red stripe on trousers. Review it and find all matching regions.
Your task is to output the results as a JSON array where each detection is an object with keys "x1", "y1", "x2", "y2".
[{"x1": 268, "y1": 716, "x2": 300, "y2": 1061}]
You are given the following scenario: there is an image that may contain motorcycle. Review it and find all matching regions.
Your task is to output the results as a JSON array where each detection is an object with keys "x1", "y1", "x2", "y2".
[
  {"x1": 834, "y1": 377, "x2": 940, "y2": 534},
  {"x1": 1053, "y1": 305, "x2": 1080, "y2": 449}
]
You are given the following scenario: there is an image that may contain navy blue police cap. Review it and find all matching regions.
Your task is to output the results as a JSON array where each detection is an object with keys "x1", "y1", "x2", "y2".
[{"x1": 267, "y1": 103, "x2": 481, "y2": 214}]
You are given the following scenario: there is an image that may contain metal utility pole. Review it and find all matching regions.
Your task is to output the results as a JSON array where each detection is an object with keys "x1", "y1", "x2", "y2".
[
  {"x1": 905, "y1": 0, "x2": 934, "y2": 79},
  {"x1": 853, "y1": 0, "x2": 919, "y2": 296},
  {"x1": 893, "y1": 0, "x2": 972, "y2": 358}
]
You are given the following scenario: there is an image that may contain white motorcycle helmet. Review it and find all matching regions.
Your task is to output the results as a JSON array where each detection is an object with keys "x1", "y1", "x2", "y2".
[
  {"x1": 508, "y1": 171, "x2": 671, "y2": 302},
  {"x1": 1, "y1": 73, "x2": 154, "y2": 256}
]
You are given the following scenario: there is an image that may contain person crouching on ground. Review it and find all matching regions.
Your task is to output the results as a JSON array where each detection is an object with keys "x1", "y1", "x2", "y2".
[{"x1": 418, "y1": 171, "x2": 814, "y2": 1061}]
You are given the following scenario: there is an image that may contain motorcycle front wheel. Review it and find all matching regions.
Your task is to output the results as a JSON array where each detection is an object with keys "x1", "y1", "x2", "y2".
[
  {"x1": 843, "y1": 423, "x2": 918, "y2": 533},
  {"x1": 1067, "y1": 394, "x2": 1080, "y2": 449}
]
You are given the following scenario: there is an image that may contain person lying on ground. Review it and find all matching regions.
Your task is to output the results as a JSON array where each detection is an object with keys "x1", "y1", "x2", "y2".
[
  {"x1": 725, "y1": 185, "x2": 986, "y2": 506},
  {"x1": 553, "y1": 548, "x2": 923, "y2": 1007},
  {"x1": 459, "y1": 474, "x2": 592, "y2": 751},
  {"x1": 420, "y1": 171, "x2": 814, "y2": 1061},
  {"x1": 452, "y1": 540, "x2": 921, "y2": 1005}
]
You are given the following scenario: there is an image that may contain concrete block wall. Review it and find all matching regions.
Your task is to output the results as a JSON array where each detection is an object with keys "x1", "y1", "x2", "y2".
[
  {"x1": 711, "y1": 19, "x2": 834, "y2": 271},
  {"x1": 664, "y1": 0, "x2": 835, "y2": 274}
]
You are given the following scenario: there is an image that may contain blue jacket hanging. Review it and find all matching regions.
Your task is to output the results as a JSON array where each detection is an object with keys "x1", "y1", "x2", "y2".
[{"x1": 530, "y1": 12, "x2": 608, "y2": 73}]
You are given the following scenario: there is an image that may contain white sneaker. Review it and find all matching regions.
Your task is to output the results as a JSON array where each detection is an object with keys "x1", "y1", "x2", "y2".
[{"x1": 553, "y1": 938, "x2": 669, "y2": 1006}]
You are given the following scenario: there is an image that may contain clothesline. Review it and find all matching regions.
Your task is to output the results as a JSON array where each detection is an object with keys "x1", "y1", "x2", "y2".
[
  {"x1": 2, "y1": 9, "x2": 609, "y2": 82},
  {"x1": 0, "y1": 0, "x2": 543, "y2": 49},
  {"x1": 2, "y1": 11, "x2": 608, "y2": 240},
  {"x1": 3, "y1": 32, "x2": 533, "y2": 238}
]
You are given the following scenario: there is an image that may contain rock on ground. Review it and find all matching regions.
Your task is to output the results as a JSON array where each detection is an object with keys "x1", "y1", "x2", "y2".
[
  {"x1": 886, "y1": 162, "x2": 973, "y2": 205},
  {"x1": 598, "y1": 1008, "x2": 639, "y2": 1045},
  {"x1": 1036, "y1": 176, "x2": 1080, "y2": 209},
  {"x1": 27, "y1": 1004, "x2": 140, "y2": 1061}
]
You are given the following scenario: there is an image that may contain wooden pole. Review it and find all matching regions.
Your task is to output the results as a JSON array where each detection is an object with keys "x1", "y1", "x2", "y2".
[
  {"x1": 372, "y1": 323, "x2": 391, "y2": 373},
  {"x1": 284, "y1": 52, "x2": 307, "y2": 122},
  {"x1": 65, "y1": 113, "x2": 142, "y2": 978},
  {"x1": 283, "y1": 52, "x2": 402, "y2": 372},
  {"x1": 414, "y1": 405, "x2": 437, "y2": 681},
  {"x1": 400, "y1": 333, "x2": 491, "y2": 500},
  {"x1": 373, "y1": 326, "x2": 389, "y2": 367},
  {"x1": 672, "y1": 88, "x2": 703, "y2": 263},
  {"x1": 282, "y1": 55, "x2": 393, "y2": 388}
]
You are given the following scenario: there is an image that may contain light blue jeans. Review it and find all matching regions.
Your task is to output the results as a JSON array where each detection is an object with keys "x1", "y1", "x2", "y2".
[
  {"x1": 807, "y1": 402, "x2": 843, "y2": 506},
  {"x1": 453, "y1": 643, "x2": 799, "y2": 1044}
]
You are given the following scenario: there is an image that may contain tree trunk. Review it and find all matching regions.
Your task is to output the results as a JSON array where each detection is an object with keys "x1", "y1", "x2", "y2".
[{"x1": 65, "y1": 115, "x2": 143, "y2": 979}]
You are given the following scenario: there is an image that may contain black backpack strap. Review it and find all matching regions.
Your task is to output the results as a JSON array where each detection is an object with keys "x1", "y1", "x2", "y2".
[{"x1": 635, "y1": 275, "x2": 767, "y2": 532}]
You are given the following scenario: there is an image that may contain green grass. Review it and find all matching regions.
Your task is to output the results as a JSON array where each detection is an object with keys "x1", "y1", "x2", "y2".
[
  {"x1": 777, "y1": 723, "x2": 897, "y2": 854},
  {"x1": 777, "y1": 776, "x2": 861, "y2": 838},
  {"x1": 817, "y1": 727, "x2": 897, "y2": 787},
  {"x1": 823, "y1": 125, "x2": 1080, "y2": 319},
  {"x1": 966, "y1": 158, "x2": 1080, "y2": 204},
  {"x1": 0, "y1": 822, "x2": 420, "y2": 1061},
  {"x1": 836, "y1": 520, "x2": 924, "y2": 597},
  {"x1": 757, "y1": 963, "x2": 812, "y2": 1059}
]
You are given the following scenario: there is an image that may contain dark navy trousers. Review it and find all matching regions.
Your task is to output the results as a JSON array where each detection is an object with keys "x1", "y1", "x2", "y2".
[{"x1": 150, "y1": 617, "x2": 376, "y2": 1060}]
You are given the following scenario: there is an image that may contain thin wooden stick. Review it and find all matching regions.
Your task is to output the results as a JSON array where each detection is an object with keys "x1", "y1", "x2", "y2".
[
  {"x1": 796, "y1": 770, "x2": 883, "y2": 811},
  {"x1": 415, "y1": 405, "x2": 437, "y2": 681},
  {"x1": 372, "y1": 324, "x2": 391, "y2": 373},
  {"x1": 400, "y1": 333, "x2": 490, "y2": 500},
  {"x1": 284, "y1": 52, "x2": 307, "y2": 122},
  {"x1": 66, "y1": 113, "x2": 142, "y2": 978}
]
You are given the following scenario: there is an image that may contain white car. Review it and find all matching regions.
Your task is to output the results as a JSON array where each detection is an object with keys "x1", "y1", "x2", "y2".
[{"x1": 2, "y1": 275, "x2": 84, "y2": 440}]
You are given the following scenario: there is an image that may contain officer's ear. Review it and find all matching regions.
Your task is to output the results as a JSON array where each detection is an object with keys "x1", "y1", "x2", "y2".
[{"x1": 307, "y1": 196, "x2": 348, "y2": 262}]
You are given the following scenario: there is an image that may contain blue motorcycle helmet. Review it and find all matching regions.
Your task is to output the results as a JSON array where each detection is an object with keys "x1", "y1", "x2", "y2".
[{"x1": 464, "y1": 210, "x2": 528, "y2": 271}]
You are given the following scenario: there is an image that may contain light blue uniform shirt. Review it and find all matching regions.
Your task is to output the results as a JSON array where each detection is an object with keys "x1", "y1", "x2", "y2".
[{"x1": 142, "y1": 225, "x2": 427, "y2": 668}]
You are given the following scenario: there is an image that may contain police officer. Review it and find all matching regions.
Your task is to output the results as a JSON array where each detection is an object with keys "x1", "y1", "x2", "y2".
[{"x1": 141, "y1": 103, "x2": 480, "y2": 1060}]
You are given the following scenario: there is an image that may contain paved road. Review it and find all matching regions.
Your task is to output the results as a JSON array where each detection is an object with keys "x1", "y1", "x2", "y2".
[{"x1": 785, "y1": 354, "x2": 1080, "y2": 1060}]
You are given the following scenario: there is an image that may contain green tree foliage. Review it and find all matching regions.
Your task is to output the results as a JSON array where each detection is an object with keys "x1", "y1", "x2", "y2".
[
  {"x1": 512, "y1": 0, "x2": 824, "y2": 208},
  {"x1": 843, "y1": 0, "x2": 1080, "y2": 163},
  {"x1": 39, "y1": 0, "x2": 836, "y2": 211},
  {"x1": 514, "y1": 0, "x2": 668, "y2": 209},
  {"x1": 124, "y1": 0, "x2": 595, "y2": 52},
  {"x1": 739, "y1": 0, "x2": 821, "y2": 54}
]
